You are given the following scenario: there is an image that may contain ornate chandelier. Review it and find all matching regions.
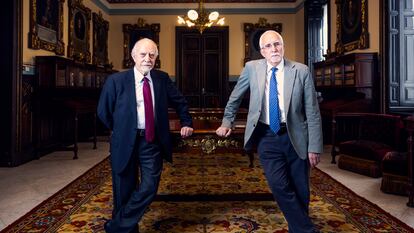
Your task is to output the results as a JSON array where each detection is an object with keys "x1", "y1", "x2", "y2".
[{"x1": 177, "y1": 0, "x2": 225, "y2": 34}]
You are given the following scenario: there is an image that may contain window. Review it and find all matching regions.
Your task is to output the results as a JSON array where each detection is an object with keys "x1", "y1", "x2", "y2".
[
  {"x1": 388, "y1": 0, "x2": 414, "y2": 112},
  {"x1": 306, "y1": 0, "x2": 330, "y2": 74}
]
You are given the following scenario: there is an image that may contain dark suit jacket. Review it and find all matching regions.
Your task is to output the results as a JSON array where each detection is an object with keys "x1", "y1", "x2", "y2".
[{"x1": 97, "y1": 69, "x2": 192, "y2": 173}]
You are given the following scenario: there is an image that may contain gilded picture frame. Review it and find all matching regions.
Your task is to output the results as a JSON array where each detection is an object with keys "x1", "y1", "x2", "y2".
[
  {"x1": 68, "y1": 0, "x2": 91, "y2": 63},
  {"x1": 29, "y1": 0, "x2": 65, "y2": 55},
  {"x1": 123, "y1": 19, "x2": 160, "y2": 69},
  {"x1": 335, "y1": 0, "x2": 369, "y2": 54},
  {"x1": 243, "y1": 18, "x2": 282, "y2": 64},
  {"x1": 92, "y1": 12, "x2": 109, "y2": 66}
]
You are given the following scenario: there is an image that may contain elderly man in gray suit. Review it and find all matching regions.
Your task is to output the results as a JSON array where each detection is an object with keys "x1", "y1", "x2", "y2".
[{"x1": 216, "y1": 30, "x2": 322, "y2": 233}]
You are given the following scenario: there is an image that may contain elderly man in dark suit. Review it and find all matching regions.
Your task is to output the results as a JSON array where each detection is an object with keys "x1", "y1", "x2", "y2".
[
  {"x1": 98, "y1": 38, "x2": 193, "y2": 233},
  {"x1": 216, "y1": 30, "x2": 322, "y2": 233}
]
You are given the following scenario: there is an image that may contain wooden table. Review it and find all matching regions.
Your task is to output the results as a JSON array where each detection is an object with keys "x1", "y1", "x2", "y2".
[
  {"x1": 169, "y1": 119, "x2": 254, "y2": 167},
  {"x1": 58, "y1": 100, "x2": 97, "y2": 159}
]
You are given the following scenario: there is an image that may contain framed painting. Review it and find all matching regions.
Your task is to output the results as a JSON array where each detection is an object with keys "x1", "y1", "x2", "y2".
[
  {"x1": 29, "y1": 0, "x2": 65, "y2": 55},
  {"x1": 68, "y1": 0, "x2": 91, "y2": 63},
  {"x1": 244, "y1": 18, "x2": 282, "y2": 64},
  {"x1": 92, "y1": 12, "x2": 109, "y2": 66},
  {"x1": 335, "y1": 0, "x2": 369, "y2": 54},
  {"x1": 123, "y1": 18, "x2": 160, "y2": 69}
]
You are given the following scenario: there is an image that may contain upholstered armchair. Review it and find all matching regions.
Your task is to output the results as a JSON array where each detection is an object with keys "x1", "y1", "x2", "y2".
[
  {"x1": 331, "y1": 113, "x2": 404, "y2": 178},
  {"x1": 381, "y1": 151, "x2": 408, "y2": 195}
]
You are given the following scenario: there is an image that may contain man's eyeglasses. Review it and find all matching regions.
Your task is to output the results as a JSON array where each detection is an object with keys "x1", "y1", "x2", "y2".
[{"x1": 261, "y1": 42, "x2": 283, "y2": 49}]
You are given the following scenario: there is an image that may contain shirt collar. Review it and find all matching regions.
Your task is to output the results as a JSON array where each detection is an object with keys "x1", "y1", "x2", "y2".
[{"x1": 266, "y1": 58, "x2": 284, "y2": 73}]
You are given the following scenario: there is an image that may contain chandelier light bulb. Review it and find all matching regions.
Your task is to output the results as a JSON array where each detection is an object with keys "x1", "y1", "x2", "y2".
[
  {"x1": 177, "y1": 16, "x2": 185, "y2": 24},
  {"x1": 186, "y1": 20, "x2": 195, "y2": 27},
  {"x1": 208, "y1": 11, "x2": 219, "y2": 21},
  {"x1": 217, "y1": 17, "x2": 225, "y2": 25},
  {"x1": 187, "y1": 10, "x2": 199, "y2": 21}
]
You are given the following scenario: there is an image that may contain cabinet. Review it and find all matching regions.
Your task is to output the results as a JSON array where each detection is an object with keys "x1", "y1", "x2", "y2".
[
  {"x1": 36, "y1": 56, "x2": 109, "y2": 89},
  {"x1": 34, "y1": 56, "x2": 115, "y2": 156},
  {"x1": 313, "y1": 53, "x2": 379, "y2": 162},
  {"x1": 313, "y1": 53, "x2": 378, "y2": 100}
]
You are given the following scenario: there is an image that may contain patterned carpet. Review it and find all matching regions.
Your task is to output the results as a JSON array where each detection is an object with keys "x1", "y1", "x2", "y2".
[{"x1": 2, "y1": 152, "x2": 413, "y2": 233}]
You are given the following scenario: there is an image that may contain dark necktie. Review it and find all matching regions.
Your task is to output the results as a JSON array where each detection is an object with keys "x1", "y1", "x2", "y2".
[
  {"x1": 269, "y1": 67, "x2": 280, "y2": 134},
  {"x1": 143, "y1": 77, "x2": 155, "y2": 142}
]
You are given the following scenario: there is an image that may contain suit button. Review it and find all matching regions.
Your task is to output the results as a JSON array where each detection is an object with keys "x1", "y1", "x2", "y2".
[{"x1": 253, "y1": 124, "x2": 256, "y2": 127}]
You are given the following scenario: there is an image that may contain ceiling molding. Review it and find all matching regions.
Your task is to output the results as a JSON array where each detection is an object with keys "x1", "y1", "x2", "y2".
[
  {"x1": 92, "y1": 0, "x2": 304, "y2": 15},
  {"x1": 105, "y1": 0, "x2": 295, "y2": 3}
]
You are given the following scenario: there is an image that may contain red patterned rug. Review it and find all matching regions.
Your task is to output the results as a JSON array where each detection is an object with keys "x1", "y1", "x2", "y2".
[{"x1": 1, "y1": 152, "x2": 413, "y2": 233}]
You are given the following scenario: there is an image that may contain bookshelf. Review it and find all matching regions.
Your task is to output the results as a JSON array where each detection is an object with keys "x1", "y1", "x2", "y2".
[
  {"x1": 34, "y1": 56, "x2": 116, "y2": 156},
  {"x1": 36, "y1": 56, "x2": 112, "y2": 89},
  {"x1": 313, "y1": 53, "x2": 378, "y2": 99}
]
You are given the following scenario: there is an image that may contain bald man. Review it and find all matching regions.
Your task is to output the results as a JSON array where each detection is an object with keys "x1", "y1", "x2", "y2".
[
  {"x1": 98, "y1": 38, "x2": 193, "y2": 233},
  {"x1": 216, "y1": 30, "x2": 322, "y2": 233}
]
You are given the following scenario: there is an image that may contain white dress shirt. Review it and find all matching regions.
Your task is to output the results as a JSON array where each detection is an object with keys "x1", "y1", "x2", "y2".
[
  {"x1": 259, "y1": 59, "x2": 286, "y2": 125},
  {"x1": 134, "y1": 67, "x2": 155, "y2": 129}
]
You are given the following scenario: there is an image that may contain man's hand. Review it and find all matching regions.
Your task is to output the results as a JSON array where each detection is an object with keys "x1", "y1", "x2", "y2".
[
  {"x1": 216, "y1": 126, "x2": 232, "y2": 137},
  {"x1": 180, "y1": 126, "x2": 193, "y2": 138},
  {"x1": 308, "y1": 152, "x2": 321, "y2": 168}
]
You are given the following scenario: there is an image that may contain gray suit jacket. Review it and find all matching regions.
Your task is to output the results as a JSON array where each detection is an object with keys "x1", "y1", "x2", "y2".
[{"x1": 221, "y1": 58, "x2": 323, "y2": 159}]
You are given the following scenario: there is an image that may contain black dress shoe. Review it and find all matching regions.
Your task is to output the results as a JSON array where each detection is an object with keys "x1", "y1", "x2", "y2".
[
  {"x1": 132, "y1": 224, "x2": 140, "y2": 233},
  {"x1": 104, "y1": 220, "x2": 139, "y2": 233},
  {"x1": 103, "y1": 220, "x2": 113, "y2": 233}
]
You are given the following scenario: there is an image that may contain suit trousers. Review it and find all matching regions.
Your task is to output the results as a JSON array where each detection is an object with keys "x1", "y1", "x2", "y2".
[
  {"x1": 107, "y1": 133, "x2": 163, "y2": 233},
  {"x1": 255, "y1": 122, "x2": 315, "y2": 233}
]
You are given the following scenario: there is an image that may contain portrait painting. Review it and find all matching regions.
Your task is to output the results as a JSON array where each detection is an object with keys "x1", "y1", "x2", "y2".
[
  {"x1": 29, "y1": 0, "x2": 65, "y2": 55},
  {"x1": 74, "y1": 11, "x2": 86, "y2": 41},
  {"x1": 243, "y1": 18, "x2": 282, "y2": 64},
  {"x1": 93, "y1": 12, "x2": 109, "y2": 66},
  {"x1": 335, "y1": 0, "x2": 369, "y2": 54},
  {"x1": 123, "y1": 19, "x2": 160, "y2": 68},
  {"x1": 37, "y1": 0, "x2": 58, "y2": 31},
  {"x1": 68, "y1": 0, "x2": 91, "y2": 63}
]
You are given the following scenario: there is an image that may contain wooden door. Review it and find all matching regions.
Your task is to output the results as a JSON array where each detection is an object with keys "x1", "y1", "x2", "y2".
[{"x1": 175, "y1": 26, "x2": 229, "y2": 108}]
